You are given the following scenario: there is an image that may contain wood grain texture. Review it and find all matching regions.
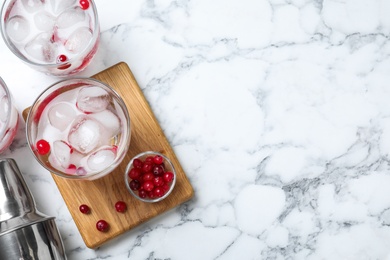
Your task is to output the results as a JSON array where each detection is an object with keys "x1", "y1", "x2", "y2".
[{"x1": 23, "y1": 62, "x2": 194, "y2": 248}]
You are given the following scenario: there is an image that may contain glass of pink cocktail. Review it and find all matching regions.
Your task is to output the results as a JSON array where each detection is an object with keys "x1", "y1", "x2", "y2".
[
  {"x1": 1, "y1": 0, "x2": 100, "y2": 76},
  {"x1": 0, "y1": 77, "x2": 19, "y2": 153},
  {"x1": 26, "y1": 78, "x2": 131, "y2": 180}
]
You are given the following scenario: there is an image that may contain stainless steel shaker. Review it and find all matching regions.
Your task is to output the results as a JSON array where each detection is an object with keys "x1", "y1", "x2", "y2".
[{"x1": 0, "y1": 158, "x2": 66, "y2": 259}]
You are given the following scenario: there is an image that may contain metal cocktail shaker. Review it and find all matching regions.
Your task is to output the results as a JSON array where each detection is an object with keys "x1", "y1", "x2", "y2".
[{"x1": 0, "y1": 158, "x2": 66, "y2": 259}]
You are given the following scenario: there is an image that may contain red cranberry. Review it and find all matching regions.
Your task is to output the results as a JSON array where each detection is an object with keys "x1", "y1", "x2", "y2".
[
  {"x1": 142, "y1": 180, "x2": 154, "y2": 192},
  {"x1": 36, "y1": 139, "x2": 50, "y2": 155},
  {"x1": 152, "y1": 165, "x2": 164, "y2": 176},
  {"x1": 115, "y1": 201, "x2": 127, "y2": 213},
  {"x1": 163, "y1": 171, "x2": 174, "y2": 183},
  {"x1": 148, "y1": 190, "x2": 156, "y2": 199},
  {"x1": 138, "y1": 189, "x2": 147, "y2": 198},
  {"x1": 142, "y1": 161, "x2": 153, "y2": 172},
  {"x1": 79, "y1": 0, "x2": 90, "y2": 10},
  {"x1": 79, "y1": 204, "x2": 90, "y2": 214},
  {"x1": 142, "y1": 172, "x2": 154, "y2": 182},
  {"x1": 153, "y1": 176, "x2": 164, "y2": 187},
  {"x1": 96, "y1": 220, "x2": 109, "y2": 232},
  {"x1": 153, "y1": 187, "x2": 165, "y2": 197},
  {"x1": 153, "y1": 155, "x2": 164, "y2": 164},
  {"x1": 132, "y1": 158, "x2": 143, "y2": 169},
  {"x1": 129, "y1": 179, "x2": 140, "y2": 190},
  {"x1": 162, "y1": 183, "x2": 170, "y2": 192},
  {"x1": 57, "y1": 54, "x2": 67, "y2": 63},
  {"x1": 128, "y1": 168, "x2": 141, "y2": 179},
  {"x1": 145, "y1": 156, "x2": 154, "y2": 162}
]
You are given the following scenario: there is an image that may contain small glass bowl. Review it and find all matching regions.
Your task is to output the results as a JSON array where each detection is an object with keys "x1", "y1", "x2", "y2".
[{"x1": 125, "y1": 151, "x2": 176, "y2": 203}]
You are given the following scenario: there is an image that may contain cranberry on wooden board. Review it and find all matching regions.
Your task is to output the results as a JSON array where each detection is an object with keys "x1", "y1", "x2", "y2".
[
  {"x1": 115, "y1": 201, "x2": 127, "y2": 213},
  {"x1": 79, "y1": 204, "x2": 90, "y2": 214},
  {"x1": 96, "y1": 220, "x2": 109, "y2": 232}
]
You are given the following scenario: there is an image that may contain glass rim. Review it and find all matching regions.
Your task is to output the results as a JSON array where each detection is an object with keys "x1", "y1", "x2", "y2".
[
  {"x1": 26, "y1": 77, "x2": 131, "y2": 180},
  {"x1": 0, "y1": 0, "x2": 100, "y2": 69},
  {"x1": 124, "y1": 151, "x2": 177, "y2": 203},
  {"x1": 0, "y1": 77, "x2": 14, "y2": 138}
]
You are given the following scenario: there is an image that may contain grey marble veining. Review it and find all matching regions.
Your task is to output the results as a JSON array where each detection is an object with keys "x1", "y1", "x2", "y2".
[{"x1": 1, "y1": 0, "x2": 390, "y2": 259}]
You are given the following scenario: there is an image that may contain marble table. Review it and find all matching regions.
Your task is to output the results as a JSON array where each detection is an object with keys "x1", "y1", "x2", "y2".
[{"x1": 1, "y1": 0, "x2": 390, "y2": 259}]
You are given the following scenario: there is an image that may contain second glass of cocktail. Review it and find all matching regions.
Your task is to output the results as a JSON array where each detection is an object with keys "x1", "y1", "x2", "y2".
[
  {"x1": 0, "y1": 0, "x2": 100, "y2": 76},
  {"x1": 0, "y1": 77, "x2": 19, "y2": 153},
  {"x1": 26, "y1": 78, "x2": 131, "y2": 180}
]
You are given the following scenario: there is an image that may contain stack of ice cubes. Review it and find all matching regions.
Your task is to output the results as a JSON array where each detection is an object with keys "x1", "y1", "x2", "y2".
[
  {"x1": 43, "y1": 86, "x2": 122, "y2": 175},
  {"x1": 5, "y1": 0, "x2": 93, "y2": 63}
]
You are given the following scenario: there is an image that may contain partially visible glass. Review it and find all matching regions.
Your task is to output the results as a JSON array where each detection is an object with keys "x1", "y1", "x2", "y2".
[
  {"x1": 0, "y1": 77, "x2": 19, "y2": 153},
  {"x1": 26, "y1": 78, "x2": 131, "y2": 181},
  {"x1": 0, "y1": 0, "x2": 100, "y2": 76}
]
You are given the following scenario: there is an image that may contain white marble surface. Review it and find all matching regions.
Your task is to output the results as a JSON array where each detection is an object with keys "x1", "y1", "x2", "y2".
[{"x1": 1, "y1": 0, "x2": 390, "y2": 259}]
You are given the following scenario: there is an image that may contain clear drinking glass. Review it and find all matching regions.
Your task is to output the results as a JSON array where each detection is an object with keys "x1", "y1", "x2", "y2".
[
  {"x1": 0, "y1": 77, "x2": 19, "y2": 154},
  {"x1": 26, "y1": 78, "x2": 131, "y2": 180},
  {"x1": 0, "y1": 0, "x2": 100, "y2": 76}
]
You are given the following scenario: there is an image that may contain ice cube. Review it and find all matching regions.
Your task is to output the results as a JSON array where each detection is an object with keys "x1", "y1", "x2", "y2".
[
  {"x1": 48, "y1": 102, "x2": 76, "y2": 131},
  {"x1": 24, "y1": 33, "x2": 58, "y2": 62},
  {"x1": 56, "y1": 7, "x2": 85, "y2": 29},
  {"x1": 68, "y1": 115, "x2": 102, "y2": 154},
  {"x1": 34, "y1": 11, "x2": 55, "y2": 32},
  {"x1": 76, "y1": 86, "x2": 111, "y2": 113},
  {"x1": 50, "y1": 0, "x2": 76, "y2": 14},
  {"x1": 69, "y1": 150, "x2": 83, "y2": 166},
  {"x1": 65, "y1": 27, "x2": 92, "y2": 54},
  {"x1": 21, "y1": 0, "x2": 45, "y2": 13},
  {"x1": 87, "y1": 147, "x2": 116, "y2": 172},
  {"x1": 90, "y1": 110, "x2": 121, "y2": 137},
  {"x1": 0, "y1": 95, "x2": 10, "y2": 122},
  {"x1": 52, "y1": 140, "x2": 72, "y2": 168},
  {"x1": 6, "y1": 15, "x2": 30, "y2": 42}
]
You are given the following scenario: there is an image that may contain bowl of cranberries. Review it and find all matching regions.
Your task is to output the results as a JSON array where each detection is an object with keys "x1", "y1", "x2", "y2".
[{"x1": 125, "y1": 151, "x2": 176, "y2": 203}]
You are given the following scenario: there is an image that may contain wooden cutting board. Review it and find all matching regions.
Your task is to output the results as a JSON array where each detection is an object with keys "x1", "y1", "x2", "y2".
[{"x1": 22, "y1": 62, "x2": 194, "y2": 249}]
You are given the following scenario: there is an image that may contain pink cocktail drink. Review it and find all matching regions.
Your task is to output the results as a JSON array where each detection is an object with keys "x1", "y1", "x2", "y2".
[
  {"x1": 1, "y1": 0, "x2": 100, "y2": 76},
  {"x1": 0, "y1": 77, "x2": 19, "y2": 153},
  {"x1": 26, "y1": 78, "x2": 131, "y2": 180}
]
